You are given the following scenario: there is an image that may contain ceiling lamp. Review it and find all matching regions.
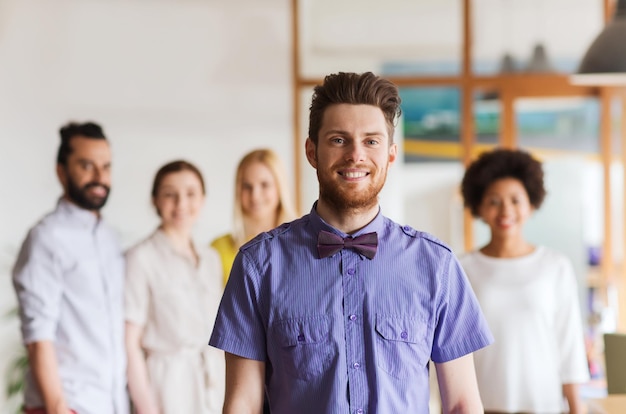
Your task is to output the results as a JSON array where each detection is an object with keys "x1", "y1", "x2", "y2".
[
  {"x1": 499, "y1": 53, "x2": 517, "y2": 74},
  {"x1": 525, "y1": 43, "x2": 554, "y2": 73},
  {"x1": 571, "y1": 0, "x2": 626, "y2": 85}
]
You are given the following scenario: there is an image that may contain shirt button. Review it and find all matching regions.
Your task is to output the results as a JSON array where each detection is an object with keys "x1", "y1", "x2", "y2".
[
  {"x1": 353, "y1": 362, "x2": 361, "y2": 369},
  {"x1": 356, "y1": 410, "x2": 364, "y2": 414},
  {"x1": 349, "y1": 314, "x2": 357, "y2": 321},
  {"x1": 297, "y1": 334, "x2": 305, "y2": 342},
  {"x1": 401, "y1": 331, "x2": 408, "y2": 339},
  {"x1": 347, "y1": 268, "x2": 355, "y2": 276},
  {"x1": 403, "y1": 225, "x2": 411, "y2": 231}
]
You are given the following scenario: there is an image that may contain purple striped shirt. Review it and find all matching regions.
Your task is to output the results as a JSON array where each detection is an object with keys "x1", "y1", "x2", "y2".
[{"x1": 209, "y1": 204, "x2": 493, "y2": 414}]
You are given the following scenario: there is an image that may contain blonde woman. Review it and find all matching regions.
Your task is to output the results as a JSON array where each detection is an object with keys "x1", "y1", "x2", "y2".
[
  {"x1": 212, "y1": 148, "x2": 297, "y2": 285},
  {"x1": 125, "y1": 160, "x2": 224, "y2": 414}
]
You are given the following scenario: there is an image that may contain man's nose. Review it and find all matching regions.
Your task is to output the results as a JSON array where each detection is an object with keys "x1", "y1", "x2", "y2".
[
  {"x1": 92, "y1": 166, "x2": 111, "y2": 185},
  {"x1": 345, "y1": 143, "x2": 365, "y2": 163}
]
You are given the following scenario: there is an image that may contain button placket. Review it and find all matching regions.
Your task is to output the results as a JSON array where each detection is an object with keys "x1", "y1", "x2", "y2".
[{"x1": 342, "y1": 253, "x2": 368, "y2": 411}]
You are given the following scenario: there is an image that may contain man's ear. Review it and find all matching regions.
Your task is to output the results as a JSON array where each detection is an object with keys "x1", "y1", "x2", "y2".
[
  {"x1": 305, "y1": 138, "x2": 317, "y2": 169},
  {"x1": 388, "y1": 143, "x2": 398, "y2": 165},
  {"x1": 56, "y1": 164, "x2": 68, "y2": 190}
]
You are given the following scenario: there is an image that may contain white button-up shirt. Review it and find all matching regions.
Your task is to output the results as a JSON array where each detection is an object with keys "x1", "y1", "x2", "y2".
[{"x1": 12, "y1": 198, "x2": 128, "y2": 414}]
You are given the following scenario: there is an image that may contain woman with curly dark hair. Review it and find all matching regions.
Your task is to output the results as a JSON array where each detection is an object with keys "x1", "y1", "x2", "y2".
[{"x1": 460, "y1": 148, "x2": 588, "y2": 414}]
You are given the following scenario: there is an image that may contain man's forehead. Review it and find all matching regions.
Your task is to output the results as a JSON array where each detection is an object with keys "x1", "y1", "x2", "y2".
[
  {"x1": 321, "y1": 104, "x2": 387, "y2": 126},
  {"x1": 69, "y1": 136, "x2": 109, "y2": 149},
  {"x1": 68, "y1": 137, "x2": 110, "y2": 159}
]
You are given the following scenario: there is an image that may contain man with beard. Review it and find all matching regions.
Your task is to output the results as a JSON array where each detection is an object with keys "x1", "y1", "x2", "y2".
[
  {"x1": 210, "y1": 72, "x2": 493, "y2": 414},
  {"x1": 12, "y1": 122, "x2": 128, "y2": 414}
]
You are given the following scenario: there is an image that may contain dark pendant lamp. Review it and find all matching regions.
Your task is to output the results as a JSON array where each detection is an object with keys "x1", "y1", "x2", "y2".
[
  {"x1": 571, "y1": 0, "x2": 626, "y2": 85},
  {"x1": 525, "y1": 43, "x2": 554, "y2": 73}
]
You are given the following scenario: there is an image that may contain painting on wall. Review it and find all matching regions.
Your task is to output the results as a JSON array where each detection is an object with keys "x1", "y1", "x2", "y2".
[
  {"x1": 398, "y1": 87, "x2": 602, "y2": 162},
  {"x1": 399, "y1": 87, "x2": 501, "y2": 163}
]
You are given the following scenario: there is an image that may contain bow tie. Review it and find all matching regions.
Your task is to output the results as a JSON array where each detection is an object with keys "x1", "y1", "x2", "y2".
[{"x1": 317, "y1": 230, "x2": 378, "y2": 259}]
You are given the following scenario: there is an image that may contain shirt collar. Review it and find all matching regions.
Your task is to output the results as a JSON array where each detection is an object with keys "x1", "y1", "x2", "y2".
[
  {"x1": 56, "y1": 197, "x2": 101, "y2": 230},
  {"x1": 308, "y1": 201, "x2": 384, "y2": 238},
  {"x1": 152, "y1": 228, "x2": 200, "y2": 265}
]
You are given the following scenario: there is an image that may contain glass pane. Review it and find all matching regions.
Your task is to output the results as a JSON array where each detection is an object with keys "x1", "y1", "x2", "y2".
[
  {"x1": 516, "y1": 97, "x2": 600, "y2": 153},
  {"x1": 474, "y1": 89, "x2": 500, "y2": 145},
  {"x1": 404, "y1": 160, "x2": 465, "y2": 250},
  {"x1": 299, "y1": 0, "x2": 461, "y2": 78},
  {"x1": 400, "y1": 87, "x2": 460, "y2": 162},
  {"x1": 612, "y1": 98, "x2": 623, "y2": 156},
  {"x1": 473, "y1": 0, "x2": 603, "y2": 75}
]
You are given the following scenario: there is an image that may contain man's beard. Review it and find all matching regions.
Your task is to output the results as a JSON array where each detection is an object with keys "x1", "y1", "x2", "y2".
[
  {"x1": 317, "y1": 162, "x2": 387, "y2": 213},
  {"x1": 66, "y1": 176, "x2": 110, "y2": 211}
]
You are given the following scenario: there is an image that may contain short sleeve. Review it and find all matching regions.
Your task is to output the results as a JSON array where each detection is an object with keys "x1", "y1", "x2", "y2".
[
  {"x1": 431, "y1": 253, "x2": 494, "y2": 363},
  {"x1": 209, "y1": 249, "x2": 266, "y2": 361},
  {"x1": 124, "y1": 247, "x2": 151, "y2": 327},
  {"x1": 12, "y1": 227, "x2": 63, "y2": 343},
  {"x1": 554, "y1": 257, "x2": 590, "y2": 383}
]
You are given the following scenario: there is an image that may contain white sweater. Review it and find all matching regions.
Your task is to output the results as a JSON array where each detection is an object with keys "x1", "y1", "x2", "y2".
[{"x1": 460, "y1": 246, "x2": 589, "y2": 413}]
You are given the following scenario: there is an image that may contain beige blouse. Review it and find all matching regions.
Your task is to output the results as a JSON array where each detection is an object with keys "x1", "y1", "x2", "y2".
[{"x1": 125, "y1": 229, "x2": 224, "y2": 414}]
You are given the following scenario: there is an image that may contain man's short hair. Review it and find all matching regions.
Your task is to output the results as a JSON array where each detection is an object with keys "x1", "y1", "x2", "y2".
[
  {"x1": 57, "y1": 121, "x2": 107, "y2": 166},
  {"x1": 308, "y1": 72, "x2": 402, "y2": 145}
]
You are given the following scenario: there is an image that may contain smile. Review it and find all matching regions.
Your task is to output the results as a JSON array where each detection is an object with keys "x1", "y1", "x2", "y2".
[
  {"x1": 87, "y1": 186, "x2": 108, "y2": 196},
  {"x1": 340, "y1": 171, "x2": 368, "y2": 178}
]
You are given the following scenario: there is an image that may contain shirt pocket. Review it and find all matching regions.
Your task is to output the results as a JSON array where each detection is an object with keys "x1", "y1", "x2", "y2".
[
  {"x1": 270, "y1": 315, "x2": 334, "y2": 381},
  {"x1": 375, "y1": 314, "x2": 431, "y2": 380}
]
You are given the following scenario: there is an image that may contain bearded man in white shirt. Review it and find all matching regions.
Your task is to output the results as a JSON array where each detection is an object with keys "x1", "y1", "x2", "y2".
[{"x1": 12, "y1": 121, "x2": 129, "y2": 414}]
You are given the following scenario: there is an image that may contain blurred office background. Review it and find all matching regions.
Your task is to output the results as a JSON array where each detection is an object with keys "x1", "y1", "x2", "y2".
[{"x1": 1, "y1": 0, "x2": 624, "y2": 409}]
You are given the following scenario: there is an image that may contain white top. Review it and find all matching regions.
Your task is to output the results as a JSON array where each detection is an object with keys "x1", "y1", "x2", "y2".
[
  {"x1": 125, "y1": 229, "x2": 224, "y2": 414},
  {"x1": 460, "y1": 246, "x2": 589, "y2": 413},
  {"x1": 12, "y1": 199, "x2": 128, "y2": 414}
]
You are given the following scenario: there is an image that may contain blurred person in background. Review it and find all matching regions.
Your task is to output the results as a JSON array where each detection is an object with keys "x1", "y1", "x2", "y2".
[
  {"x1": 211, "y1": 149, "x2": 297, "y2": 414},
  {"x1": 125, "y1": 160, "x2": 224, "y2": 414},
  {"x1": 211, "y1": 148, "x2": 297, "y2": 286},
  {"x1": 12, "y1": 121, "x2": 128, "y2": 414},
  {"x1": 460, "y1": 148, "x2": 589, "y2": 414}
]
